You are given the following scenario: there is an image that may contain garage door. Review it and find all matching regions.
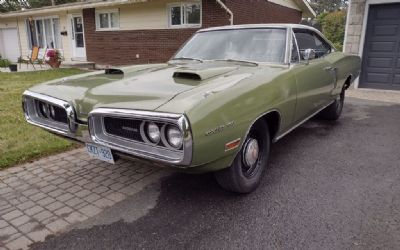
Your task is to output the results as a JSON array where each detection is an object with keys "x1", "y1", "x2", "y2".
[
  {"x1": 0, "y1": 28, "x2": 21, "y2": 63},
  {"x1": 360, "y1": 3, "x2": 400, "y2": 90}
]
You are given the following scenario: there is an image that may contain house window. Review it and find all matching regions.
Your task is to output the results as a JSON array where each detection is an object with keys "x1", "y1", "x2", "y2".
[
  {"x1": 168, "y1": 3, "x2": 201, "y2": 28},
  {"x1": 96, "y1": 9, "x2": 120, "y2": 30},
  {"x1": 26, "y1": 17, "x2": 61, "y2": 49}
]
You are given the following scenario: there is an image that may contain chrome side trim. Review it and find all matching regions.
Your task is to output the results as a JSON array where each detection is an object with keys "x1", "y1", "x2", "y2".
[
  {"x1": 274, "y1": 100, "x2": 335, "y2": 142},
  {"x1": 88, "y1": 108, "x2": 193, "y2": 166},
  {"x1": 284, "y1": 27, "x2": 291, "y2": 65}
]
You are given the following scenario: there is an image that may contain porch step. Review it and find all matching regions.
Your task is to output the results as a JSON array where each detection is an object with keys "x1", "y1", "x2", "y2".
[{"x1": 61, "y1": 61, "x2": 96, "y2": 70}]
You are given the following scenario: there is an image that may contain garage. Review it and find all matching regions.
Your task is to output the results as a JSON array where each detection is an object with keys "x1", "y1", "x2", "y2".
[
  {"x1": 0, "y1": 28, "x2": 21, "y2": 62},
  {"x1": 359, "y1": 3, "x2": 400, "y2": 90}
]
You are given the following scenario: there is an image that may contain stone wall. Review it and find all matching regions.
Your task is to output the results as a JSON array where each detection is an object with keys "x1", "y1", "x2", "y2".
[{"x1": 344, "y1": 0, "x2": 366, "y2": 55}]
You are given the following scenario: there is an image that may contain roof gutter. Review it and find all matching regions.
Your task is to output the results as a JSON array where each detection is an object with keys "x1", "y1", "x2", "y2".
[
  {"x1": 0, "y1": 0, "x2": 146, "y2": 18},
  {"x1": 216, "y1": 0, "x2": 233, "y2": 25}
]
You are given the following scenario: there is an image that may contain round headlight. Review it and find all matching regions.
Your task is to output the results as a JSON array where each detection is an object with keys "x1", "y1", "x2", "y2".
[
  {"x1": 39, "y1": 102, "x2": 48, "y2": 118},
  {"x1": 166, "y1": 125, "x2": 183, "y2": 149},
  {"x1": 147, "y1": 122, "x2": 161, "y2": 143},
  {"x1": 49, "y1": 105, "x2": 56, "y2": 119}
]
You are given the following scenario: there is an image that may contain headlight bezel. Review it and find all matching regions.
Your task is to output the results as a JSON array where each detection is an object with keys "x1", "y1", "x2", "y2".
[
  {"x1": 22, "y1": 90, "x2": 78, "y2": 135},
  {"x1": 89, "y1": 109, "x2": 193, "y2": 166}
]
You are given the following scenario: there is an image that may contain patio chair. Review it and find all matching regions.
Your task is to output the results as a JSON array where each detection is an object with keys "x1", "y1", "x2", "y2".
[{"x1": 18, "y1": 46, "x2": 46, "y2": 70}]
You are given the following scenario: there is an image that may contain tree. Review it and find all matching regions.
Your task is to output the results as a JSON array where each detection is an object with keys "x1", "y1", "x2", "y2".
[
  {"x1": 318, "y1": 10, "x2": 347, "y2": 51},
  {"x1": 309, "y1": 0, "x2": 347, "y2": 15},
  {"x1": 0, "y1": 0, "x2": 76, "y2": 12}
]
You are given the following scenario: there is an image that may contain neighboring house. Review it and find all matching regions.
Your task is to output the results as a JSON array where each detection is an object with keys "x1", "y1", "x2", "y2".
[
  {"x1": 344, "y1": 0, "x2": 400, "y2": 90},
  {"x1": 0, "y1": 0, "x2": 315, "y2": 67}
]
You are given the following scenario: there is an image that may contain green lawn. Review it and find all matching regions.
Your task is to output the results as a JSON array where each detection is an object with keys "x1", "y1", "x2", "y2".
[{"x1": 0, "y1": 69, "x2": 86, "y2": 169}]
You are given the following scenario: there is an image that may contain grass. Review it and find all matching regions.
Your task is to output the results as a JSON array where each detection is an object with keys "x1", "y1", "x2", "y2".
[{"x1": 0, "y1": 69, "x2": 86, "y2": 169}]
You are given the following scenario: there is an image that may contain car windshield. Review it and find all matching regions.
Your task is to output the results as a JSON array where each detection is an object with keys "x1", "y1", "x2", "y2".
[{"x1": 173, "y1": 28, "x2": 287, "y2": 64}]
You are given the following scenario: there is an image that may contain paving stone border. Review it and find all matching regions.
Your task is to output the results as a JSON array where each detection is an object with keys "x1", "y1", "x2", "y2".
[{"x1": 0, "y1": 148, "x2": 163, "y2": 250}]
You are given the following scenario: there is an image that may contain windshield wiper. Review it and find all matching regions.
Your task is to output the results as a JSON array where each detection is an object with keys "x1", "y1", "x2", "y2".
[
  {"x1": 169, "y1": 57, "x2": 204, "y2": 63},
  {"x1": 213, "y1": 59, "x2": 259, "y2": 66}
]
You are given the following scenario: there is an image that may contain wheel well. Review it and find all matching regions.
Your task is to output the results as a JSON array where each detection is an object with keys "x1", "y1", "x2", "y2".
[
  {"x1": 344, "y1": 75, "x2": 352, "y2": 90},
  {"x1": 261, "y1": 111, "x2": 280, "y2": 141}
]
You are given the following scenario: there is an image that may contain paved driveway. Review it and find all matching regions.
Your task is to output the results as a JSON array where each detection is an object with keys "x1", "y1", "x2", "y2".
[{"x1": 1, "y1": 94, "x2": 400, "y2": 250}]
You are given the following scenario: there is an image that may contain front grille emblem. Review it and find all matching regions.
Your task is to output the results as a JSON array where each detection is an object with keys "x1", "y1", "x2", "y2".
[{"x1": 122, "y1": 126, "x2": 139, "y2": 133}]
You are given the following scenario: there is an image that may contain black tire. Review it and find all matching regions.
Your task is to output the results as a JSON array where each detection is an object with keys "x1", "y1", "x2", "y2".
[
  {"x1": 214, "y1": 120, "x2": 270, "y2": 194},
  {"x1": 319, "y1": 89, "x2": 345, "y2": 121}
]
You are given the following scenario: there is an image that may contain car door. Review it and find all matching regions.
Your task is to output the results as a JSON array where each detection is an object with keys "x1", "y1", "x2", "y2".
[{"x1": 291, "y1": 29, "x2": 336, "y2": 123}]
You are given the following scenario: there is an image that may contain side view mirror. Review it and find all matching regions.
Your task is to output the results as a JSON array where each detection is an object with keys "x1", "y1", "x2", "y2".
[{"x1": 303, "y1": 48, "x2": 316, "y2": 62}]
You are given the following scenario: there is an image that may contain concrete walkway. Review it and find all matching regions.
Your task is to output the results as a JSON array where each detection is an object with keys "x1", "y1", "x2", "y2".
[
  {"x1": 347, "y1": 88, "x2": 400, "y2": 104},
  {"x1": 0, "y1": 149, "x2": 168, "y2": 250}
]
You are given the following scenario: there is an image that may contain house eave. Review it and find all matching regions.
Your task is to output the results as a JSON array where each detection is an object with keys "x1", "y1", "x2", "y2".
[
  {"x1": 0, "y1": 0, "x2": 148, "y2": 18},
  {"x1": 294, "y1": 0, "x2": 316, "y2": 18}
]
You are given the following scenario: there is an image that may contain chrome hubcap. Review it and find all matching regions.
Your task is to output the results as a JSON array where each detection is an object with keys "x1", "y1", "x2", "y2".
[{"x1": 243, "y1": 138, "x2": 259, "y2": 168}]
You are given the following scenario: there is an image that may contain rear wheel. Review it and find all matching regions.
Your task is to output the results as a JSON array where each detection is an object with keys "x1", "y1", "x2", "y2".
[
  {"x1": 214, "y1": 120, "x2": 270, "y2": 194},
  {"x1": 319, "y1": 88, "x2": 345, "y2": 121}
]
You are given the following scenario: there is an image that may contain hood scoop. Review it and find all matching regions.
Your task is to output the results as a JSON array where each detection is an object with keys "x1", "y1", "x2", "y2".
[
  {"x1": 173, "y1": 72, "x2": 201, "y2": 80},
  {"x1": 173, "y1": 66, "x2": 237, "y2": 81},
  {"x1": 105, "y1": 68, "x2": 124, "y2": 75}
]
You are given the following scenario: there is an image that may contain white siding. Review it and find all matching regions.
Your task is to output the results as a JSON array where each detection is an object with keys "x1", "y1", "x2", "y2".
[{"x1": 96, "y1": 0, "x2": 197, "y2": 30}]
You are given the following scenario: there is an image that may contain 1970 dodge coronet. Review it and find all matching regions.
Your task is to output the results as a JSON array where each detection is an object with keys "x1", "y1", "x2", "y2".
[{"x1": 23, "y1": 24, "x2": 361, "y2": 193}]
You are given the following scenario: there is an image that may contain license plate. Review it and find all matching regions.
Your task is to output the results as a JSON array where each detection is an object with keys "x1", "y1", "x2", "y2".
[{"x1": 86, "y1": 143, "x2": 115, "y2": 164}]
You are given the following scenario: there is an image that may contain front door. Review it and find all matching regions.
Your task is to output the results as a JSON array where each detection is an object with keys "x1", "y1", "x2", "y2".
[
  {"x1": 70, "y1": 15, "x2": 86, "y2": 59},
  {"x1": 292, "y1": 29, "x2": 336, "y2": 122}
]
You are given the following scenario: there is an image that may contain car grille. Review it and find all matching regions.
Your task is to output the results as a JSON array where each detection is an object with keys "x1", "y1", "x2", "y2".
[{"x1": 103, "y1": 117, "x2": 143, "y2": 142}]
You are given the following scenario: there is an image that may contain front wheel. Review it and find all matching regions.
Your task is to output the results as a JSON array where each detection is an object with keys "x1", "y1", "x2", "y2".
[
  {"x1": 214, "y1": 120, "x2": 270, "y2": 194},
  {"x1": 319, "y1": 89, "x2": 345, "y2": 121}
]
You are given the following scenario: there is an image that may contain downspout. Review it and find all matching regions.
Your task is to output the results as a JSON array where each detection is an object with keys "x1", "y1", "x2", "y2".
[
  {"x1": 216, "y1": 0, "x2": 233, "y2": 25},
  {"x1": 16, "y1": 17, "x2": 23, "y2": 62}
]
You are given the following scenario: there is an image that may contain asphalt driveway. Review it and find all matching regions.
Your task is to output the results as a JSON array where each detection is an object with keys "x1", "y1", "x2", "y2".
[{"x1": 21, "y1": 96, "x2": 400, "y2": 250}]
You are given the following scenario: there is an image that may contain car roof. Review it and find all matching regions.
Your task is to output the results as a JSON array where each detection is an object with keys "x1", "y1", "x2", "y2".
[
  {"x1": 198, "y1": 23, "x2": 318, "y2": 33},
  {"x1": 197, "y1": 23, "x2": 336, "y2": 51}
]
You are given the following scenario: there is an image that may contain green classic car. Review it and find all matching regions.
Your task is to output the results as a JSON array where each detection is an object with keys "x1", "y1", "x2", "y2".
[{"x1": 23, "y1": 24, "x2": 361, "y2": 193}]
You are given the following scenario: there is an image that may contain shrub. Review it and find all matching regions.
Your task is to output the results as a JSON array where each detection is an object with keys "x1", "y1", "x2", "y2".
[
  {"x1": 0, "y1": 58, "x2": 11, "y2": 68},
  {"x1": 317, "y1": 10, "x2": 347, "y2": 51}
]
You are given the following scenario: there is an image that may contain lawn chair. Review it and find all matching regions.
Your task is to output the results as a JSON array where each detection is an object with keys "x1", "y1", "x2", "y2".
[{"x1": 19, "y1": 46, "x2": 46, "y2": 70}]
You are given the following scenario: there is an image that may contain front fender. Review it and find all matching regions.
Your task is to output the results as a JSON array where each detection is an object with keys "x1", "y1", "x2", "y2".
[
  {"x1": 181, "y1": 69, "x2": 297, "y2": 170},
  {"x1": 327, "y1": 52, "x2": 361, "y2": 95}
]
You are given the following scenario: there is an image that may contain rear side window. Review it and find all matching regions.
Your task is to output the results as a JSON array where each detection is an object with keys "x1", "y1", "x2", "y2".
[{"x1": 293, "y1": 29, "x2": 331, "y2": 60}]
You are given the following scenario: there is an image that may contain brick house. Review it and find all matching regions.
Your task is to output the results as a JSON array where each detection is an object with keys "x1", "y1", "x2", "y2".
[
  {"x1": 344, "y1": 0, "x2": 400, "y2": 90},
  {"x1": 0, "y1": 0, "x2": 315, "y2": 67}
]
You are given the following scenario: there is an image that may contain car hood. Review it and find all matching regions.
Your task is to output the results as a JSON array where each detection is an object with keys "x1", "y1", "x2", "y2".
[{"x1": 29, "y1": 62, "x2": 287, "y2": 121}]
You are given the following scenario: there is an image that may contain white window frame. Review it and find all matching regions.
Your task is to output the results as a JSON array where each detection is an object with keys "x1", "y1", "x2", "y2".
[
  {"x1": 167, "y1": 2, "x2": 202, "y2": 28},
  {"x1": 95, "y1": 9, "x2": 120, "y2": 31},
  {"x1": 26, "y1": 15, "x2": 61, "y2": 50}
]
